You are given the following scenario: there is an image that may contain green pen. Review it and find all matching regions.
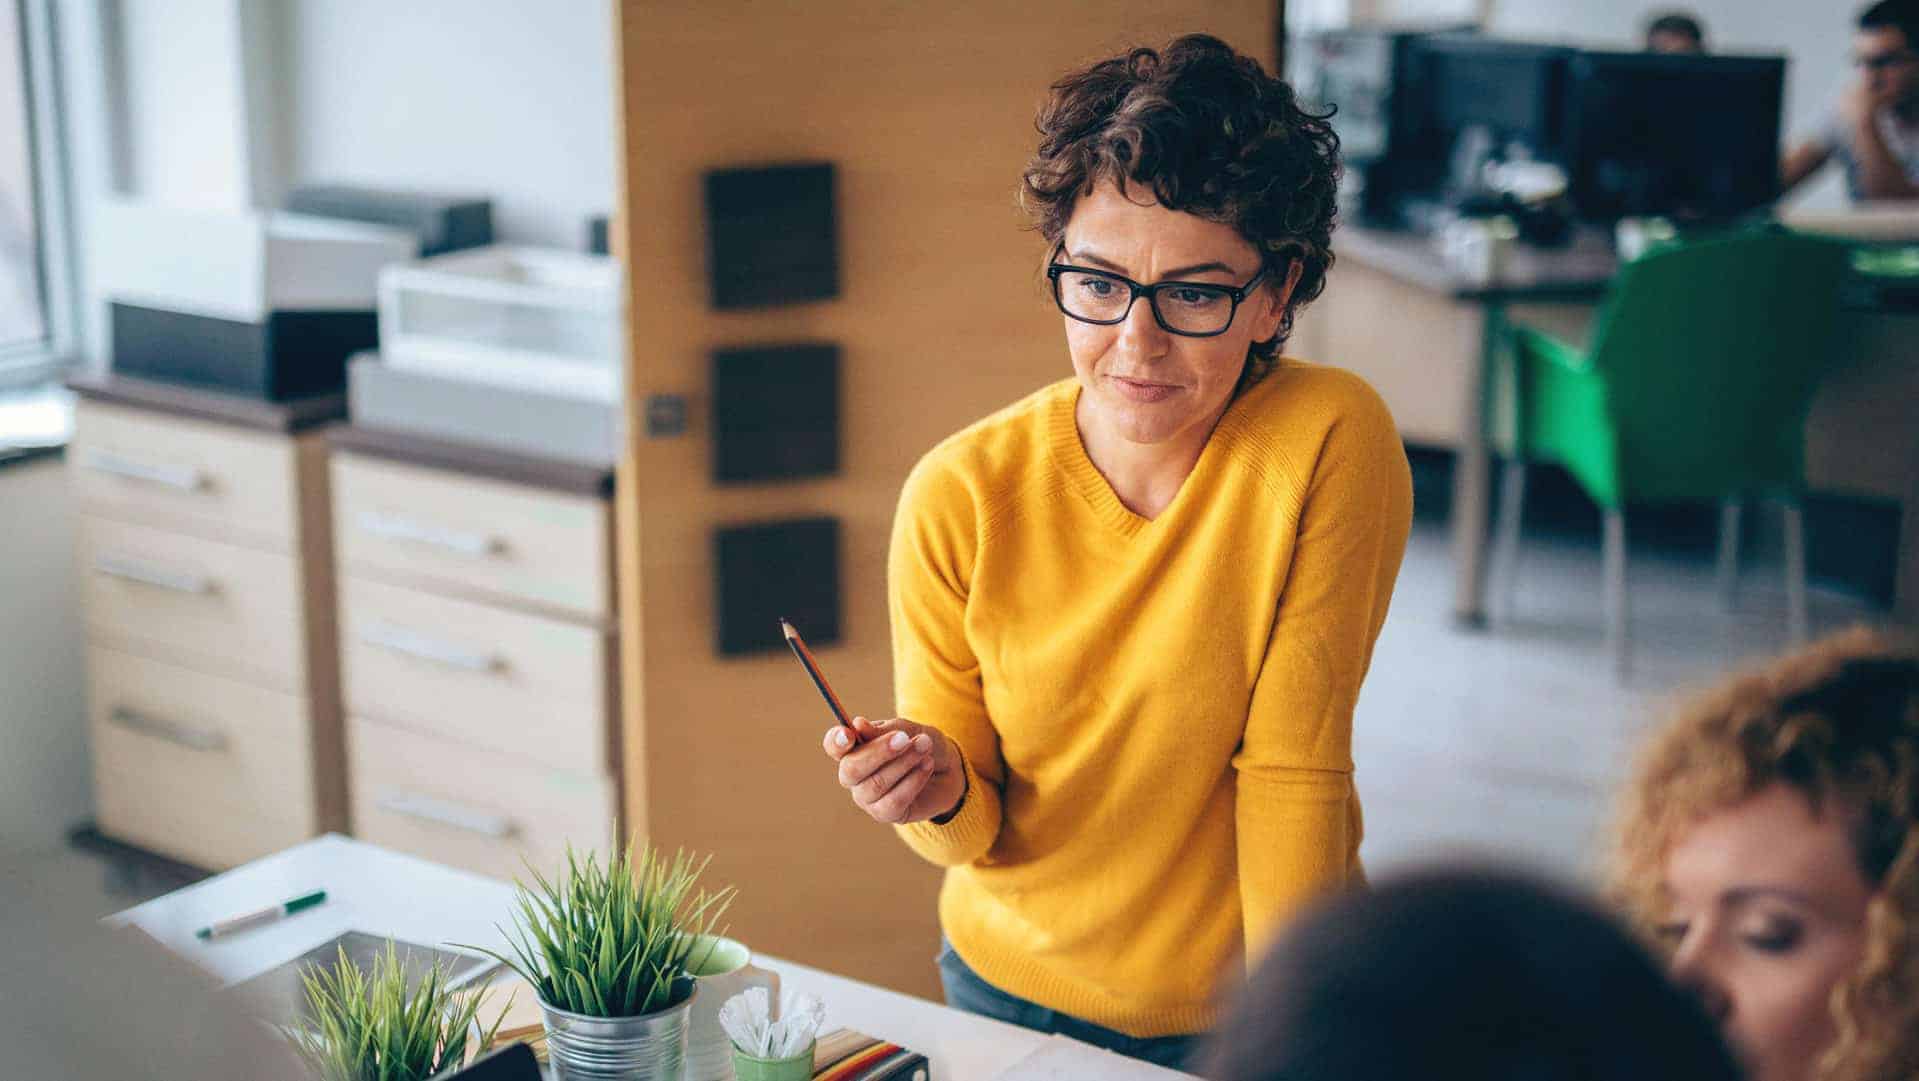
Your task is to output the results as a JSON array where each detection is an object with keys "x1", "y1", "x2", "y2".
[{"x1": 194, "y1": 889, "x2": 328, "y2": 940}]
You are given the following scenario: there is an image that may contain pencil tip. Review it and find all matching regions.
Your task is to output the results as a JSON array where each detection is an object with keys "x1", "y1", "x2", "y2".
[{"x1": 779, "y1": 618, "x2": 797, "y2": 638}]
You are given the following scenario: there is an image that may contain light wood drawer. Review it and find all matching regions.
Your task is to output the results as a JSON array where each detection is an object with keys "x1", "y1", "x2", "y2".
[
  {"x1": 71, "y1": 401, "x2": 297, "y2": 548},
  {"x1": 332, "y1": 454, "x2": 610, "y2": 619},
  {"x1": 78, "y1": 514, "x2": 307, "y2": 692},
  {"x1": 339, "y1": 577, "x2": 610, "y2": 773},
  {"x1": 89, "y1": 646, "x2": 316, "y2": 870},
  {"x1": 349, "y1": 718, "x2": 615, "y2": 884}
]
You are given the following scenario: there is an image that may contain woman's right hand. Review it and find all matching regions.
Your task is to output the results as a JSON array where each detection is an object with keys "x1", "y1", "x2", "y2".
[{"x1": 822, "y1": 716, "x2": 967, "y2": 825}]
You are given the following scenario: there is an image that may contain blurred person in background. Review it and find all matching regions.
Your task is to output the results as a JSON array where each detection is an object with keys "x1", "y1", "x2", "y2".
[
  {"x1": 1782, "y1": 0, "x2": 1919, "y2": 200},
  {"x1": 1200, "y1": 867, "x2": 1743, "y2": 1081},
  {"x1": 1644, "y1": 11, "x2": 1708, "y2": 54},
  {"x1": 1612, "y1": 628, "x2": 1919, "y2": 1081}
]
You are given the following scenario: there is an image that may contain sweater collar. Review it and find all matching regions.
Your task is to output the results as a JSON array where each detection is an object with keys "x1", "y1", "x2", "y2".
[{"x1": 1045, "y1": 374, "x2": 1267, "y2": 537}]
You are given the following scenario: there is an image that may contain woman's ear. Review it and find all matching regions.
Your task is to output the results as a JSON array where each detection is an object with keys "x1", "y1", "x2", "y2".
[{"x1": 1253, "y1": 260, "x2": 1304, "y2": 343}]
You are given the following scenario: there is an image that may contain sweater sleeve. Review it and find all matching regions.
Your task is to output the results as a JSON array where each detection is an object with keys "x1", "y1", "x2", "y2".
[
  {"x1": 1233, "y1": 388, "x2": 1412, "y2": 962},
  {"x1": 887, "y1": 455, "x2": 1006, "y2": 868}
]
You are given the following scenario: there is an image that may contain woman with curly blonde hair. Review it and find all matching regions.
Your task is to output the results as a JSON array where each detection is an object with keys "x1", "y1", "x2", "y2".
[{"x1": 1611, "y1": 628, "x2": 1919, "y2": 1081}]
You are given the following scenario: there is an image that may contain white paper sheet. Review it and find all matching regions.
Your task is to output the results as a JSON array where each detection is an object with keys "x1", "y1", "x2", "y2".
[{"x1": 990, "y1": 1034, "x2": 1199, "y2": 1080}]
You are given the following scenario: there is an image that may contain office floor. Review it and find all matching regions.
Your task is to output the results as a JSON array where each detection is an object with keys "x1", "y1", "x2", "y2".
[
  {"x1": 1356, "y1": 462, "x2": 1891, "y2": 883},
  {"x1": 21, "y1": 458, "x2": 1895, "y2": 926}
]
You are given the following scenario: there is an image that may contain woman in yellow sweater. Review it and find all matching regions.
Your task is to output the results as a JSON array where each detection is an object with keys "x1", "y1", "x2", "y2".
[{"x1": 820, "y1": 34, "x2": 1411, "y2": 1067}]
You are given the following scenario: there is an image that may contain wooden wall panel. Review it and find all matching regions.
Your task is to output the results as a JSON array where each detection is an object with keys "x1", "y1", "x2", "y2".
[{"x1": 614, "y1": 2, "x2": 1277, "y2": 998}]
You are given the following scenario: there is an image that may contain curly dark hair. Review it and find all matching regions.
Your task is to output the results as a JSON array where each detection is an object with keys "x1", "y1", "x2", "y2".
[{"x1": 1019, "y1": 33, "x2": 1341, "y2": 384}]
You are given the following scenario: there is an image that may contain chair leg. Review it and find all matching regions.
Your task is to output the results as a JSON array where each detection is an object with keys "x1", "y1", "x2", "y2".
[
  {"x1": 1603, "y1": 510, "x2": 1630, "y2": 679},
  {"x1": 1716, "y1": 498, "x2": 1742, "y2": 610},
  {"x1": 1783, "y1": 502, "x2": 1808, "y2": 646},
  {"x1": 1493, "y1": 459, "x2": 1528, "y2": 625}
]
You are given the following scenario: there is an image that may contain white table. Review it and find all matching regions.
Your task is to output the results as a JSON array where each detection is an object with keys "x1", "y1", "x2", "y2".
[{"x1": 115, "y1": 835, "x2": 1193, "y2": 1079}]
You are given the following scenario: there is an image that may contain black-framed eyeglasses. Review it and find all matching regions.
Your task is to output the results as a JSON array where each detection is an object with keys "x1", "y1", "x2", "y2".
[{"x1": 1046, "y1": 259, "x2": 1269, "y2": 337}]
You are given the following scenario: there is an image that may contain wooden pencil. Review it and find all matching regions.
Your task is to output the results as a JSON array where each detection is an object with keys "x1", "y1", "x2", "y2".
[{"x1": 780, "y1": 618, "x2": 858, "y2": 736}]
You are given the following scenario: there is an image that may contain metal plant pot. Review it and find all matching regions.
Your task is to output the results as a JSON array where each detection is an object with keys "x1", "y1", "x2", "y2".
[{"x1": 539, "y1": 991, "x2": 694, "y2": 1081}]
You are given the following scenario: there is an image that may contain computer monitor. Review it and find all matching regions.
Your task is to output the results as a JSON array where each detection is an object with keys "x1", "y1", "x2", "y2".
[
  {"x1": 1289, "y1": 25, "x2": 1478, "y2": 224},
  {"x1": 1561, "y1": 50, "x2": 1785, "y2": 223},
  {"x1": 1413, "y1": 37, "x2": 1574, "y2": 162},
  {"x1": 1292, "y1": 25, "x2": 1474, "y2": 163}
]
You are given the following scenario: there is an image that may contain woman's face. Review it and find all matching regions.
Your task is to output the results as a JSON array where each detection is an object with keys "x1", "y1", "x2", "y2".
[
  {"x1": 1660, "y1": 783, "x2": 1875, "y2": 1081},
  {"x1": 1057, "y1": 181, "x2": 1294, "y2": 449}
]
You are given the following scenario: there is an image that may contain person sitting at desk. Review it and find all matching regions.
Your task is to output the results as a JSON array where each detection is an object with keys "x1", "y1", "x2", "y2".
[
  {"x1": 1783, "y1": 0, "x2": 1919, "y2": 202},
  {"x1": 818, "y1": 32, "x2": 1412, "y2": 1071},
  {"x1": 1645, "y1": 11, "x2": 1708, "y2": 55}
]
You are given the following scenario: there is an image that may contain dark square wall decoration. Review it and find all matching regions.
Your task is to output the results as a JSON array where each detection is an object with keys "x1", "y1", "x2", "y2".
[
  {"x1": 704, "y1": 162, "x2": 839, "y2": 309},
  {"x1": 714, "y1": 517, "x2": 840, "y2": 657},
  {"x1": 712, "y1": 343, "x2": 840, "y2": 483}
]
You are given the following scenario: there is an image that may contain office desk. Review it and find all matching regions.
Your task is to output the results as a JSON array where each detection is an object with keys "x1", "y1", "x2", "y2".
[
  {"x1": 1290, "y1": 226, "x2": 1615, "y2": 627},
  {"x1": 1295, "y1": 225, "x2": 1919, "y2": 628},
  {"x1": 114, "y1": 835, "x2": 1195, "y2": 1079}
]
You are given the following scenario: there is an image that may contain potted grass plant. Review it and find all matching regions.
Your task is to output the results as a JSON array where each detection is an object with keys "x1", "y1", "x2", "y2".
[
  {"x1": 286, "y1": 940, "x2": 508, "y2": 1081},
  {"x1": 468, "y1": 843, "x2": 734, "y2": 1081}
]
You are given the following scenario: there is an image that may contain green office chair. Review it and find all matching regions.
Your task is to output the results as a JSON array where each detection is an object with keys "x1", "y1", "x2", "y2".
[{"x1": 1493, "y1": 227, "x2": 1852, "y2": 675}]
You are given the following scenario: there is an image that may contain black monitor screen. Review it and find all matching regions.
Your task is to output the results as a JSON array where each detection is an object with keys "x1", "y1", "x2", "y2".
[
  {"x1": 1418, "y1": 38, "x2": 1572, "y2": 157},
  {"x1": 1563, "y1": 51, "x2": 1784, "y2": 222}
]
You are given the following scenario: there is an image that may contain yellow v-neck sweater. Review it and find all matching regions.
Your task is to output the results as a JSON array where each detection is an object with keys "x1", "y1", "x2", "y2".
[{"x1": 887, "y1": 362, "x2": 1412, "y2": 1038}]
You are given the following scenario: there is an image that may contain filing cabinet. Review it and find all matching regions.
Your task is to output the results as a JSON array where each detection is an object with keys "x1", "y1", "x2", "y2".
[
  {"x1": 69, "y1": 375, "x2": 346, "y2": 870},
  {"x1": 327, "y1": 425, "x2": 619, "y2": 881}
]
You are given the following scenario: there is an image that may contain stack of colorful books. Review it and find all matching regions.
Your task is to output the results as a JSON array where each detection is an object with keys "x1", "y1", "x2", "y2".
[{"x1": 811, "y1": 1028, "x2": 930, "y2": 1080}]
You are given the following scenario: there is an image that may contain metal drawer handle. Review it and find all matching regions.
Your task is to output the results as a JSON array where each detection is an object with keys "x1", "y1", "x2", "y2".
[
  {"x1": 356, "y1": 511, "x2": 502, "y2": 557},
  {"x1": 359, "y1": 621, "x2": 500, "y2": 673},
  {"x1": 376, "y1": 789, "x2": 514, "y2": 839},
  {"x1": 109, "y1": 706, "x2": 228, "y2": 752},
  {"x1": 94, "y1": 556, "x2": 215, "y2": 595},
  {"x1": 83, "y1": 450, "x2": 206, "y2": 492}
]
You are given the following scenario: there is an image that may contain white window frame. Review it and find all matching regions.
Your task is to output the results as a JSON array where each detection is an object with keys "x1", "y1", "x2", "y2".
[{"x1": 1, "y1": 0, "x2": 79, "y2": 391}]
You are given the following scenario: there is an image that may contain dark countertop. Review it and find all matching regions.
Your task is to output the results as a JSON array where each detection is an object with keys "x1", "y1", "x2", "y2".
[
  {"x1": 0, "y1": 443, "x2": 63, "y2": 471},
  {"x1": 328, "y1": 424, "x2": 616, "y2": 499},
  {"x1": 65, "y1": 373, "x2": 617, "y2": 495},
  {"x1": 1334, "y1": 224, "x2": 1619, "y2": 302},
  {"x1": 66, "y1": 373, "x2": 347, "y2": 434}
]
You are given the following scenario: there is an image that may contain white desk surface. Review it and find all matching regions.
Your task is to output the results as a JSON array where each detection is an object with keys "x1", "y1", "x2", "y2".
[{"x1": 115, "y1": 835, "x2": 1193, "y2": 1079}]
